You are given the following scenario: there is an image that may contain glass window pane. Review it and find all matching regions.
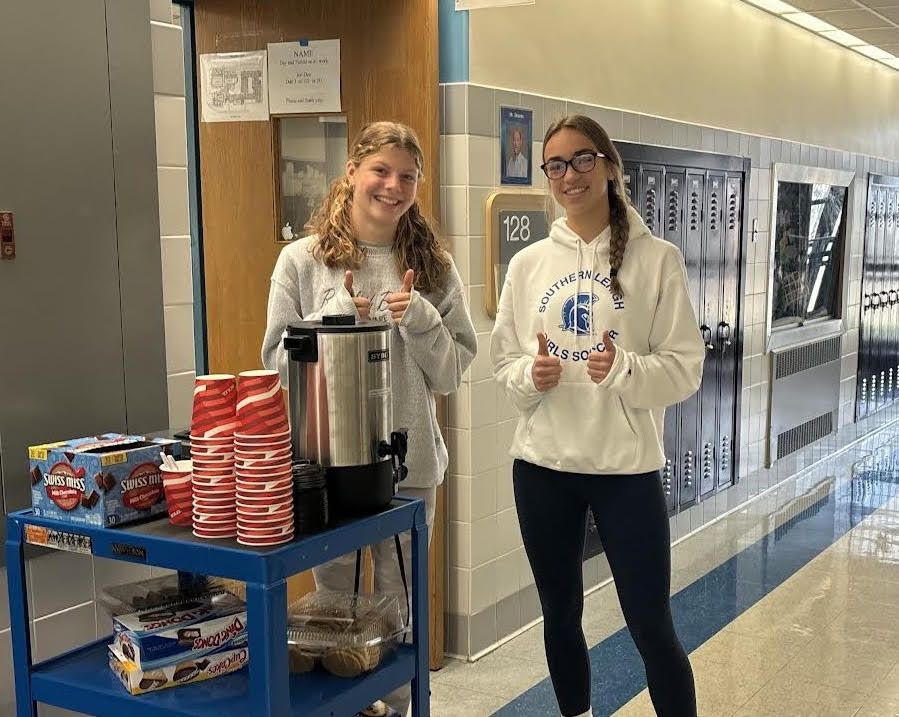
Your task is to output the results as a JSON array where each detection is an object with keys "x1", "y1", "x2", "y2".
[
  {"x1": 771, "y1": 181, "x2": 809, "y2": 327},
  {"x1": 278, "y1": 116, "x2": 347, "y2": 241},
  {"x1": 804, "y1": 184, "x2": 847, "y2": 321}
]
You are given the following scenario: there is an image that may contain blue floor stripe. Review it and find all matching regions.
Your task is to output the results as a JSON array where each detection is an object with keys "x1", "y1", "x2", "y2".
[{"x1": 492, "y1": 462, "x2": 899, "y2": 717}]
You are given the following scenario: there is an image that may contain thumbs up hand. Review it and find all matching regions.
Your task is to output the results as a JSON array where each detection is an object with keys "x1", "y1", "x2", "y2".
[
  {"x1": 587, "y1": 330, "x2": 616, "y2": 383},
  {"x1": 344, "y1": 270, "x2": 371, "y2": 320},
  {"x1": 386, "y1": 269, "x2": 415, "y2": 322},
  {"x1": 532, "y1": 332, "x2": 562, "y2": 392}
]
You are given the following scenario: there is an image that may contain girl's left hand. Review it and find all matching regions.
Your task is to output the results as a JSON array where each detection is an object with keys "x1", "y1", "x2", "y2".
[
  {"x1": 385, "y1": 269, "x2": 415, "y2": 322},
  {"x1": 587, "y1": 330, "x2": 616, "y2": 383}
]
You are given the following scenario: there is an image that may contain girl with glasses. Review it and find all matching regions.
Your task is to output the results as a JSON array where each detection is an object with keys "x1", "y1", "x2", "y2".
[{"x1": 490, "y1": 115, "x2": 702, "y2": 717}]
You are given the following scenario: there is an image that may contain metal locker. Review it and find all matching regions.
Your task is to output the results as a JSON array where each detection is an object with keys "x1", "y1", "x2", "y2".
[
  {"x1": 717, "y1": 174, "x2": 741, "y2": 490},
  {"x1": 622, "y1": 166, "x2": 637, "y2": 205},
  {"x1": 676, "y1": 171, "x2": 702, "y2": 508},
  {"x1": 639, "y1": 167, "x2": 664, "y2": 237},
  {"x1": 858, "y1": 183, "x2": 879, "y2": 418},
  {"x1": 874, "y1": 187, "x2": 888, "y2": 411},
  {"x1": 887, "y1": 189, "x2": 899, "y2": 403},
  {"x1": 698, "y1": 173, "x2": 724, "y2": 498}
]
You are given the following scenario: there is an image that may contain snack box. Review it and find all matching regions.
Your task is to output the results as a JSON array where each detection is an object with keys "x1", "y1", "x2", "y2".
[
  {"x1": 29, "y1": 433, "x2": 181, "y2": 527},
  {"x1": 108, "y1": 642, "x2": 249, "y2": 696},
  {"x1": 112, "y1": 592, "x2": 246, "y2": 669}
]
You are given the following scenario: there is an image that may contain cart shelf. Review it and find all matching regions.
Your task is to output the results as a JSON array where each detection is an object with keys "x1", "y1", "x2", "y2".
[{"x1": 6, "y1": 496, "x2": 429, "y2": 717}]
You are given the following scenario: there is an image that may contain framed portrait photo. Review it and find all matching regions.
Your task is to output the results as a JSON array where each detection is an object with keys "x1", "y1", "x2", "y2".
[{"x1": 500, "y1": 106, "x2": 533, "y2": 186}]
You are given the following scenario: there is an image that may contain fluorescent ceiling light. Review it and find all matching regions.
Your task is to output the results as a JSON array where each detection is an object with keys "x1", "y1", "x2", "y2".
[
  {"x1": 855, "y1": 44, "x2": 894, "y2": 60},
  {"x1": 743, "y1": 0, "x2": 797, "y2": 12},
  {"x1": 819, "y1": 29, "x2": 865, "y2": 47},
  {"x1": 782, "y1": 12, "x2": 835, "y2": 32},
  {"x1": 883, "y1": 57, "x2": 899, "y2": 70}
]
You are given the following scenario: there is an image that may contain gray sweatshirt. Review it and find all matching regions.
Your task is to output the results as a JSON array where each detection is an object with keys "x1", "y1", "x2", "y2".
[{"x1": 261, "y1": 235, "x2": 477, "y2": 488}]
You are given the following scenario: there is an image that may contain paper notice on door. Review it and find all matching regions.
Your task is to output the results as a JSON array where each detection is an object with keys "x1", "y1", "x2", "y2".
[
  {"x1": 267, "y1": 40, "x2": 341, "y2": 115},
  {"x1": 200, "y1": 50, "x2": 269, "y2": 122}
]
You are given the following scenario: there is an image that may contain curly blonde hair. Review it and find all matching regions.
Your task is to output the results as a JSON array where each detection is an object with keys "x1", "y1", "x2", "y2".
[
  {"x1": 543, "y1": 115, "x2": 630, "y2": 296},
  {"x1": 306, "y1": 121, "x2": 451, "y2": 294}
]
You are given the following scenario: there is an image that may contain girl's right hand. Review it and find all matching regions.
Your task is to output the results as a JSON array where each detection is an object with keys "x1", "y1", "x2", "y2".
[
  {"x1": 532, "y1": 332, "x2": 562, "y2": 392},
  {"x1": 344, "y1": 270, "x2": 371, "y2": 319}
]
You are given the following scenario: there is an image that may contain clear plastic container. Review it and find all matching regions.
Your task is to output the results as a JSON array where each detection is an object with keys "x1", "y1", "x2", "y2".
[
  {"x1": 285, "y1": 591, "x2": 408, "y2": 677},
  {"x1": 100, "y1": 573, "x2": 244, "y2": 617}
]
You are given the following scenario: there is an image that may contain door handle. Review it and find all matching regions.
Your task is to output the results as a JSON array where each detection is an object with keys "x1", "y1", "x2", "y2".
[
  {"x1": 700, "y1": 325, "x2": 714, "y2": 351},
  {"x1": 717, "y1": 321, "x2": 732, "y2": 350}
]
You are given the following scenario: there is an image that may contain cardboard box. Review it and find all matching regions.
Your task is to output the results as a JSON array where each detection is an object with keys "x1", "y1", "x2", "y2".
[
  {"x1": 108, "y1": 642, "x2": 249, "y2": 696},
  {"x1": 29, "y1": 433, "x2": 180, "y2": 528},
  {"x1": 113, "y1": 593, "x2": 246, "y2": 670}
]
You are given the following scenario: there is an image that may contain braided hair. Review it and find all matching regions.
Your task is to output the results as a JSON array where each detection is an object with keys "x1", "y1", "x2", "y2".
[{"x1": 543, "y1": 115, "x2": 631, "y2": 296}]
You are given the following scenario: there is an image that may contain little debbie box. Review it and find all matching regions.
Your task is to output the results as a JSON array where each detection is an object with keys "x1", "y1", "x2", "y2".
[{"x1": 29, "y1": 433, "x2": 181, "y2": 527}]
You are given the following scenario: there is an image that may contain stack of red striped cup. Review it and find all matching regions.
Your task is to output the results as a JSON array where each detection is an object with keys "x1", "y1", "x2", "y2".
[
  {"x1": 190, "y1": 374, "x2": 238, "y2": 539},
  {"x1": 234, "y1": 370, "x2": 294, "y2": 546}
]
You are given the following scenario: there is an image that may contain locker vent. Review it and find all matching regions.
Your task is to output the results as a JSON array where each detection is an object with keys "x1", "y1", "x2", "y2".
[
  {"x1": 776, "y1": 412, "x2": 833, "y2": 460},
  {"x1": 775, "y1": 336, "x2": 841, "y2": 379}
]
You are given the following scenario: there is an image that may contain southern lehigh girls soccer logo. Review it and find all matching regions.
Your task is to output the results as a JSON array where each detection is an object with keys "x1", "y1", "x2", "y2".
[{"x1": 560, "y1": 293, "x2": 599, "y2": 335}]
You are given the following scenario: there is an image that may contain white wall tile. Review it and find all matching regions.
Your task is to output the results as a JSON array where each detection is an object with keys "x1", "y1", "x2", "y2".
[
  {"x1": 496, "y1": 508, "x2": 521, "y2": 557},
  {"x1": 469, "y1": 379, "x2": 497, "y2": 428},
  {"x1": 446, "y1": 428, "x2": 472, "y2": 476},
  {"x1": 469, "y1": 236, "x2": 486, "y2": 286},
  {"x1": 449, "y1": 567, "x2": 470, "y2": 614},
  {"x1": 448, "y1": 474, "x2": 471, "y2": 523},
  {"x1": 149, "y1": 0, "x2": 173, "y2": 23},
  {"x1": 447, "y1": 236, "x2": 470, "y2": 286},
  {"x1": 444, "y1": 186, "x2": 468, "y2": 236},
  {"x1": 447, "y1": 382, "x2": 471, "y2": 429},
  {"x1": 167, "y1": 370, "x2": 194, "y2": 431},
  {"x1": 467, "y1": 287, "x2": 493, "y2": 334},
  {"x1": 450, "y1": 520, "x2": 472, "y2": 568},
  {"x1": 468, "y1": 135, "x2": 496, "y2": 187},
  {"x1": 471, "y1": 515, "x2": 498, "y2": 567},
  {"x1": 29, "y1": 552, "x2": 94, "y2": 619},
  {"x1": 154, "y1": 95, "x2": 187, "y2": 167},
  {"x1": 471, "y1": 468, "x2": 497, "y2": 522},
  {"x1": 464, "y1": 332, "x2": 494, "y2": 383},
  {"x1": 496, "y1": 461, "x2": 515, "y2": 511},
  {"x1": 150, "y1": 22, "x2": 184, "y2": 96},
  {"x1": 494, "y1": 551, "x2": 519, "y2": 602},
  {"x1": 157, "y1": 167, "x2": 189, "y2": 237},
  {"x1": 31, "y1": 602, "x2": 96, "y2": 663},
  {"x1": 160, "y1": 236, "x2": 193, "y2": 306},
  {"x1": 470, "y1": 562, "x2": 497, "y2": 614},
  {"x1": 444, "y1": 135, "x2": 469, "y2": 186},
  {"x1": 470, "y1": 422, "x2": 499, "y2": 475},
  {"x1": 468, "y1": 187, "x2": 492, "y2": 236},
  {"x1": 163, "y1": 304, "x2": 196, "y2": 374}
]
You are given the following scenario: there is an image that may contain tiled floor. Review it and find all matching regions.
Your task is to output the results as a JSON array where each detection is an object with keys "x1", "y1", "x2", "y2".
[{"x1": 429, "y1": 424, "x2": 899, "y2": 717}]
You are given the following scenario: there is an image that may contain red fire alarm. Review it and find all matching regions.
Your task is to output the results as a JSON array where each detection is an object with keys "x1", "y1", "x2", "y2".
[{"x1": 1, "y1": 211, "x2": 14, "y2": 260}]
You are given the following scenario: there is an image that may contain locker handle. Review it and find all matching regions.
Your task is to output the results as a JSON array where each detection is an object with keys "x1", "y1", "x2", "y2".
[
  {"x1": 700, "y1": 325, "x2": 714, "y2": 350},
  {"x1": 717, "y1": 321, "x2": 732, "y2": 349}
]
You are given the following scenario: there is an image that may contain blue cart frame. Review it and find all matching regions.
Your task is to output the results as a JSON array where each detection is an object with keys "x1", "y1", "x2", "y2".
[{"x1": 5, "y1": 496, "x2": 429, "y2": 717}]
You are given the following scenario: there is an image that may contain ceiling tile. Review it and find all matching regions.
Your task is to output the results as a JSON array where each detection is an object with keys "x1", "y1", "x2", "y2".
[
  {"x1": 869, "y1": 6, "x2": 899, "y2": 22},
  {"x1": 851, "y1": 27, "x2": 899, "y2": 43},
  {"x1": 789, "y1": 0, "x2": 862, "y2": 9},
  {"x1": 809, "y1": 8, "x2": 893, "y2": 28},
  {"x1": 857, "y1": 1, "x2": 899, "y2": 8}
]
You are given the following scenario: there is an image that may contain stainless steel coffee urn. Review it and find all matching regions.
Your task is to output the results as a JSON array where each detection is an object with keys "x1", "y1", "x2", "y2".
[{"x1": 283, "y1": 315, "x2": 407, "y2": 518}]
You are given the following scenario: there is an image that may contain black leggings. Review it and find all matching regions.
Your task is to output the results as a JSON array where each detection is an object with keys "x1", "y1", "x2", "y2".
[{"x1": 513, "y1": 460, "x2": 696, "y2": 717}]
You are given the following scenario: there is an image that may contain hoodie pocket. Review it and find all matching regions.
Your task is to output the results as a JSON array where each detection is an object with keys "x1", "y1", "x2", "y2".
[{"x1": 523, "y1": 383, "x2": 639, "y2": 471}]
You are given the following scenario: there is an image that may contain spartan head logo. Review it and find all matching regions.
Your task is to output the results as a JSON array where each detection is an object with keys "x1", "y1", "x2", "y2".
[{"x1": 560, "y1": 293, "x2": 599, "y2": 335}]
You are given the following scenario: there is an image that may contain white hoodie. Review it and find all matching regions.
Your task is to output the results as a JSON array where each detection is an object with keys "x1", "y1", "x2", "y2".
[{"x1": 490, "y1": 205, "x2": 705, "y2": 475}]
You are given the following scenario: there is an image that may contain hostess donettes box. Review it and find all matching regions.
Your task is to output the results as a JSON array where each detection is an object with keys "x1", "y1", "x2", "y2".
[{"x1": 29, "y1": 433, "x2": 181, "y2": 527}]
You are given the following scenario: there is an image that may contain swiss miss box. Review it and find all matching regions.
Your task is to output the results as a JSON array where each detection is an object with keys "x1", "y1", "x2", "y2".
[{"x1": 29, "y1": 433, "x2": 181, "y2": 527}]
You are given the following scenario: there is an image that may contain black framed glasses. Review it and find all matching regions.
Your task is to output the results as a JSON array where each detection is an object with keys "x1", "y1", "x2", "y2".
[{"x1": 540, "y1": 151, "x2": 605, "y2": 180}]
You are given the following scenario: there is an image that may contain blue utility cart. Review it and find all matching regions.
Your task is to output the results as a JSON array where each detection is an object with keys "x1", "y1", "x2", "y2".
[{"x1": 5, "y1": 496, "x2": 430, "y2": 717}]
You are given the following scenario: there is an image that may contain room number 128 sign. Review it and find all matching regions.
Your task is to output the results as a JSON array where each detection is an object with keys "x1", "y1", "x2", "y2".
[{"x1": 499, "y1": 209, "x2": 547, "y2": 265}]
